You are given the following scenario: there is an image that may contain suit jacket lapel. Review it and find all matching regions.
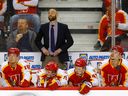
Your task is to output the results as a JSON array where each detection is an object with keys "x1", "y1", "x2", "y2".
[
  {"x1": 56, "y1": 22, "x2": 61, "y2": 48},
  {"x1": 46, "y1": 23, "x2": 49, "y2": 48}
]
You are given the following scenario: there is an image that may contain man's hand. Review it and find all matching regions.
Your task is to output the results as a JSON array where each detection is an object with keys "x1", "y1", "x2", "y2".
[
  {"x1": 53, "y1": 48, "x2": 62, "y2": 56},
  {"x1": 68, "y1": 81, "x2": 73, "y2": 86},
  {"x1": 20, "y1": 2, "x2": 24, "y2": 5},
  {"x1": 20, "y1": 1, "x2": 30, "y2": 6},
  {"x1": 41, "y1": 47, "x2": 49, "y2": 56},
  {"x1": 15, "y1": 34, "x2": 23, "y2": 42},
  {"x1": 115, "y1": 21, "x2": 119, "y2": 29}
]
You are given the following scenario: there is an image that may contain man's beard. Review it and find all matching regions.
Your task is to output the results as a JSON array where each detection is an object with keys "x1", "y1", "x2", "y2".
[{"x1": 48, "y1": 16, "x2": 57, "y2": 21}]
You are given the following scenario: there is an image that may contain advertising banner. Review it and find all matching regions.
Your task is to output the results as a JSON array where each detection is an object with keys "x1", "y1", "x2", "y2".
[{"x1": 0, "y1": 52, "x2": 128, "y2": 69}]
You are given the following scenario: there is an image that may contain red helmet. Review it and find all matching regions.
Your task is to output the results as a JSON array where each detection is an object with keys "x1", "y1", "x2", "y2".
[
  {"x1": 104, "y1": 0, "x2": 111, "y2": 7},
  {"x1": 8, "y1": 48, "x2": 20, "y2": 56},
  {"x1": 45, "y1": 61, "x2": 58, "y2": 71},
  {"x1": 112, "y1": 45, "x2": 124, "y2": 55},
  {"x1": 75, "y1": 58, "x2": 87, "y2": 67}
]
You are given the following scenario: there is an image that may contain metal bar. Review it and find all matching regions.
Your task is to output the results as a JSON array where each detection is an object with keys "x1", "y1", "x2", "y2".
[
  {"x1": 120, "y1": 0, "x2": 122, "y2": 9},
  {"x1": 111, "y1": 0, "x2": 116, "y2": 47}
]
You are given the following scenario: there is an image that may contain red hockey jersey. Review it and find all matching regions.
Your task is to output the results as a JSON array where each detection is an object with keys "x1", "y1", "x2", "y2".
[
  {"x1": 98, "y1": 10, "x2": 128, "y2": 44},
  {"x1": 13, "y1": 0, "x2": 38, "y2": 14},
  {"x1": 1, "y1": 59, "x2": 31, "y2": 87},
  {"x1": 67, "y1": 66, "x2": 99, "y2": 94},
  {"x1": 68, "y1": 69, "x2": 92, "y2": 86},
  {"x1": 36, "y1": 69, "x2": 68, "y2": 89},
  {"x1": 100, "y1": 59, "x2": 128, "y2": 86},
  {"x1": 67, "y1": 66, "x2": 99, "y2": 86}
]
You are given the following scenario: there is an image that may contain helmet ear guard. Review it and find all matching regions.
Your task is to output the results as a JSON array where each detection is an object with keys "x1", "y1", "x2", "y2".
[
  {"x1": 45, "y1": 60, "x2": 58, "y2": 71},
  {"x1": 75, "y1": 58, "x2": 87, "y2": 67}
]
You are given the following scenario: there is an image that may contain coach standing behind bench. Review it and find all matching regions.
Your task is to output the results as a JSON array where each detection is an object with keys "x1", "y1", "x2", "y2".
[{"x1": 35, "y1": 9, "x2": 74, "y2": 69}]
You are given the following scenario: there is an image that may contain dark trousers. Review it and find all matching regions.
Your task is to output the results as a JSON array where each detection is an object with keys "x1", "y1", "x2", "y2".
[
  {"x1": 42, "y1": 56, "x2": 67, "y2": 70},
  {"x1": 100, "y1": 34, "x2": 128, "y2": 51}
]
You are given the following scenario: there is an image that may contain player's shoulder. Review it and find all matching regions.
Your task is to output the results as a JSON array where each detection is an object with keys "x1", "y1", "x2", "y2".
[
  {"x1": 117, "y1": 9, "x2": 126, "y2": 14},
  {"x1": 101, "y1": 14, "x2": 107, "y2": 20},
  {"x1": 99, "y1": 14, "x2": 107, "y2": 24},
  {"x1": 58, "y1": 22, "x2": 68, "y2": 27}
]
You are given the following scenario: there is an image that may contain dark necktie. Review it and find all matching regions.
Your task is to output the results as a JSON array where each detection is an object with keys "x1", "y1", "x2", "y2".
[{"x1": 51, "y1": 25, "x2": 55, "y2": 52}]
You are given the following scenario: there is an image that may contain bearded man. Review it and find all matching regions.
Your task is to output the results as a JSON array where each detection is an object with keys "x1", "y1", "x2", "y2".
[{"x1": 35, "y1": 8, "x2": 74, "y2": 69}]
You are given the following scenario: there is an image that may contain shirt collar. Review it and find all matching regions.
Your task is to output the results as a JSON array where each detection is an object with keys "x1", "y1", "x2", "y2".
[{"x1": 50, "y1": 21, "x2": 57, "y2": 26}]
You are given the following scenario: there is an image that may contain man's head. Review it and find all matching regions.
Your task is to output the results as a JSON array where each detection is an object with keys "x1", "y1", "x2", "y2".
[
  {"x1": 104, "y1": 0, "x2": 111, "y2": 8},
  {"x1": 17, "y1": 18, "x2": 28, "y2": 32},
  {"x1": 104, "y1": 0, "x2": 112, "y2": 19},
  {"x1": 45, "y1": 60, "x2": 58, "y2": 78},
  {"x1": 8, "y1": 48, "x2": 20, "y2": 65},
  {"x1": 110, "y1": 45, "x2": 123, "y2": 68},
  {"x1": 48, "y1": 9, "x2": 58, "y2": 22},
  {"x1": 104, "y1": 0, "x2": 118, "y2": 19},
  {"x1": 74, "y1": 58, "x2": 87, "y2": 77}
]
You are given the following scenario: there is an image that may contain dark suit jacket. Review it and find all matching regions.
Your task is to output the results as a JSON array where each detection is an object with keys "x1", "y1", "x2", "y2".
[{"x1": 35, "y1": 22, "x2": 74, "y2": 63}]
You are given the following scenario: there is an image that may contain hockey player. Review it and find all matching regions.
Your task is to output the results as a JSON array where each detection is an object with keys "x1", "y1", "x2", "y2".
[
  {"x1": 35, "y1": 60, "x2": 68, "y2": 90},
  {"x1": 1, "y1": 48, "x2": 31, "y2": 87},
  {"x1": 94, "y1": 0, "x2": 128, "y2": 51},
  {"x1": 67, "y1": 58, "x2": 99, "y2": 94},
  {"x1": 100, "y1": 45, "x2": 128, "y2": 86}
]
